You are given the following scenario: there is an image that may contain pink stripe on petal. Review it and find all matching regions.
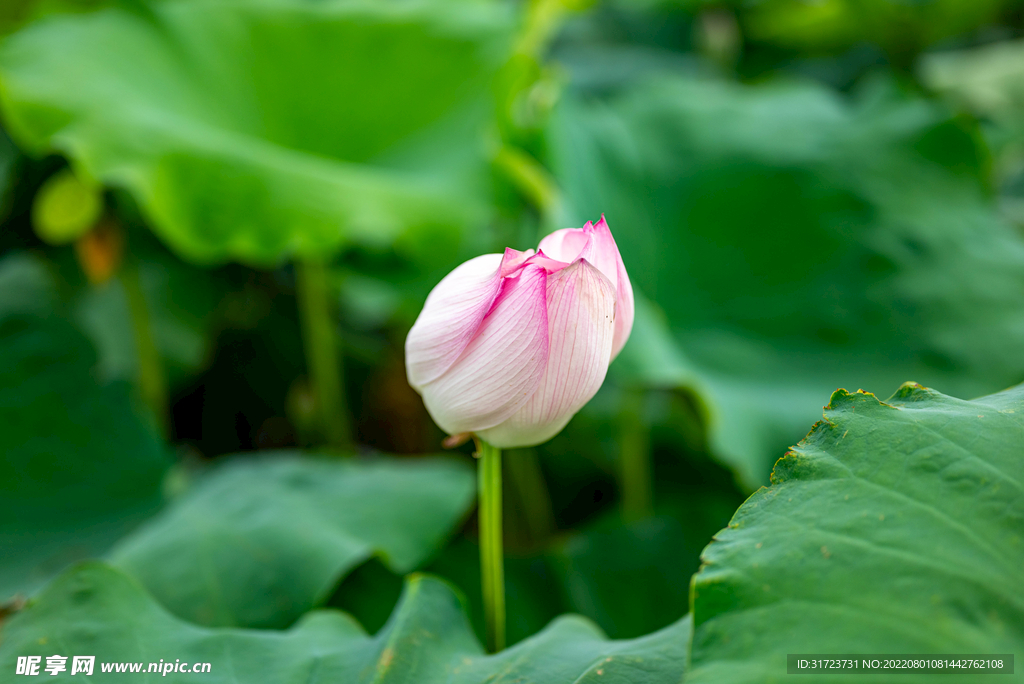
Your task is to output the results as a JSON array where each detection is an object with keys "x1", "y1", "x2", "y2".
[
  {"x1": 477, "y1": 259, "x2": 616, "y2": 448},
  {"x1": 405, "y1": 253, "x2": 504, "y2": 388},
  {"x1": 419, "y1": 265, "x2": 549, "y2": 435}
]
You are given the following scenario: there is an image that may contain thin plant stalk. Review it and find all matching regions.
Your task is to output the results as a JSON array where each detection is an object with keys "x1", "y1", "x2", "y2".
[
  {"x1": 121, "y1": 258, "x2": 168, "y2": 435},
  {"x1": 477, "y1": 438, "x2": 506, "y2": 652},
  {"x1": 620, "y1": 386, "x2": 653, "y2": 522},
  {"x1": 295, "y1": 259, "x2": 351, "y2": 450}
]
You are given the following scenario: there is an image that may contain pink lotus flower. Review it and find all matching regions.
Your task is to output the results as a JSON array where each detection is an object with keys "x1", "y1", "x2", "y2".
[{"x1": 406, "y1": 216, "x2": 634, "y2": 448}]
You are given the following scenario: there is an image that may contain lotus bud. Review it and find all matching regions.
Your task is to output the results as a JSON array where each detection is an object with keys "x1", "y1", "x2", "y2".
[{"x1": 406, "y1": 216, "x2": 634, "y2": 448}]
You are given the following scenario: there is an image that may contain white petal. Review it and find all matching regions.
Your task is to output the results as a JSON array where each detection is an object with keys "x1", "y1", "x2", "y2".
[
  {"x1": 405, "y1": 253, "x2": 503, "y2": 388},
  {"x1": 477, "y1": 259, "x2": 616, "y2": 448},
  {"x1": 419, "y1": 265, "x2": 549, "y2": 435}
]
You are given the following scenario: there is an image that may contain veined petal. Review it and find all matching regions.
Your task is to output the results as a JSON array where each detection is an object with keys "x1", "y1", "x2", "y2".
[
  {"x1": 576, "y1": 216, "x2": 621, "y2": 293},
  {"x1": 538, "y1": 227, "x2": 589, "y2": 265},
  {"x1": 539, "y1": 217, "x2": 633, "y2": 358},
  {"x1": 500, "y1": 247, "x2": 534, "y2": 277},
  {"x1": 419, "y1": 265, "x2": 549, "y2": 435},
  {"x1": 539, "y1": 217, "x2": 621, "y2": 289},
  {"x1": 587, "y1": 217, "x2": 634, "y2": 359},
  {"x1": 405, "y1": 253, "x2": 503, "y2": 388},
  {"x1": 611, "y1": 249, "x2": 635, "y2": 359},
  {"x1": 477, "y1": 259, "x2": 615, "y2": 448}
]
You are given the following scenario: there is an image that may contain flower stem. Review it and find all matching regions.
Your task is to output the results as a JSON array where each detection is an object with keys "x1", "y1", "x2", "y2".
[
  {"x1": 477, "y1": 438, "x2": 505, "y2": 652},
  {"x1": 295, "y1": 259, "x2": 351, "y2": 451},
  {"x1": 120, "y1": 258, "x2": 167, "y2": 436},
  {"x1": 620, "y1": 386, "x2": 653, "y2": 522}
]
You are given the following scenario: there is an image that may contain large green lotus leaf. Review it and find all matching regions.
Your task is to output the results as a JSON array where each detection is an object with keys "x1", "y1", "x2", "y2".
[
  {"x1": 109, "y1": 454, "x2": 476, "y2": 629},
  {"x1": 688, "y1": 383, "x2": 1024, "y2": 684},
  {"x1": 0, "y1": 0, "x2": 38, "y2": 35},
  {"x1": 0, "y1": 0, "x2": 105, "y2": 35},
  {"x1": 0, "y1": 562, "x2": 691, "y2": 683},
  {"x1": 0, "y1": 253, "x2": 169, "y2": 600},
  {"x1": 0, "y1": 0, "x2": 512, "y2": 265},
  {"x1": 553, "y1": 76, "x2": 1024, "y2": 488}
]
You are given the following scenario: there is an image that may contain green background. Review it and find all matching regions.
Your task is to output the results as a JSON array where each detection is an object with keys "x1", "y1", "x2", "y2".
[{"x1": 1, "y1": 0, "x2": 1022, "y2": 680}]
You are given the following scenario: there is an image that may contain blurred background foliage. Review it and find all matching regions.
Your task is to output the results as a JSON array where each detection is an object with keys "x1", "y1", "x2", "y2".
[{"x1": 2, "y1": 0, "x2": 1024, "y2": 659}]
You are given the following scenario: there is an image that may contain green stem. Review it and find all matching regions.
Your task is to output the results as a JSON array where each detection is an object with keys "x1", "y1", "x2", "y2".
[
  {"x1": 477, "y1": 439, "x2": 505, "y2": 652},
  {"x1": 620, "y1": 386, "x2": 653, "y2": 523},
  {"x1": 295, "y1": 259, "x2": 351, "y2": 451},
  {"x1": 121, "y1": 258, "x2": 167, "y2": 435}
]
